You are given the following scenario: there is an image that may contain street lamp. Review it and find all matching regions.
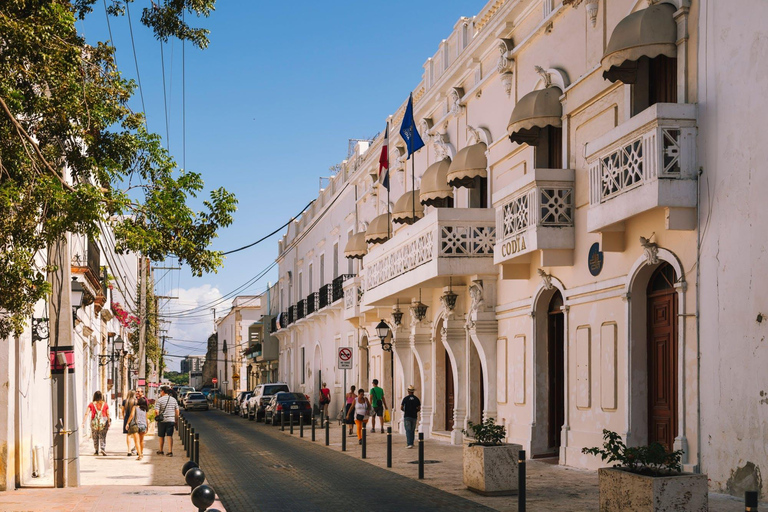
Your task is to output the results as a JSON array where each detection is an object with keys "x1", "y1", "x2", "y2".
[
  {"x1": 376, "y1": 319, "x2": 394, "y2": 433},
  {"x1": 391, "y1": 301, "x2": 404, "y2": 327},
  {"x1": 70, "y1": 278, "x2": 84, "y2": 324}
]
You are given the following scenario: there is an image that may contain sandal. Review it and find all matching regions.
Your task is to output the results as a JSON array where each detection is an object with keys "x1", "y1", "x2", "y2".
[
  {"x1": 156, "y1": 450, "x2": 164, "y2": 455},
  {"x1": 166, "y1": 452, "x2": 173, "y2": 457}
]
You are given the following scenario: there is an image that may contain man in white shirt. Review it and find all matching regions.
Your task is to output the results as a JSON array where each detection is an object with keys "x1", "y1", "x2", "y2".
[{"x1": 155, "y1": 386, "x2": 179, "y2": 456}]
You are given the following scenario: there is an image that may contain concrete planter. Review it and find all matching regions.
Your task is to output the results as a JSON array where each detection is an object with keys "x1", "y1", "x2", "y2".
[
  {"x1": 598, "y1": 467, "x2": 708, "y2": 512},
  {"x1": 463, "y1": 443, "x2": 522, "y2": 496}
]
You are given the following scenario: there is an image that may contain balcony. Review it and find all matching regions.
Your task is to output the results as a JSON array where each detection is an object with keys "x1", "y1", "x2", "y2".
[
  {"x1": 318, "y1": 284, "x2": 330, "y2": 309},
  {"x1": 296, "y1": 299, "x2": 306, "y2": 320},
  {"x1": 306, "y1": 292, "x2": 318, "y2": 315},
  {"x1": 586, "y1": 103, "x2": 697, "y2": 240},
  {"x1": 270, "y1": 316, "x2": 277, "y2": 334},
  {"x1": 343, "y1": 276, "x2": 362, "y2": 323},
  {"x1": 256, "y1": 337, "x2": 279, "y2": 362},
  {"x1": 333, "y1": 274, "x2": 354, "y2": 303},
  {"x1": 492, "y1": 168, "x2": 575, "y2": 276},
  {"x1": 361, "y1": 208, "x2": 496, "y2": 306},
  {"x1": 288, "y1": 306, "x2": 295, "y2": 325}
]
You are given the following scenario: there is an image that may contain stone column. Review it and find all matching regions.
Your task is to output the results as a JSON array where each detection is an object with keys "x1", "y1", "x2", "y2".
[
  {"x1": 442, "y1": 319, "x2": 467, "y2": 445},
  {"x1": 466, "y1": 278, "x2": 499, "y2": 424},
  {"x1": 410, "y1": 326, "x2": 433, "y2": 439},
  {"x1": 393, "y1": 329, "x2": 412, "y2": 434}
]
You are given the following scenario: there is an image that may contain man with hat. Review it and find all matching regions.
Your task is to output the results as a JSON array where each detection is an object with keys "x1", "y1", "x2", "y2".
[{"x1": 400, "y1": 384, "x2": 421, "y2": 448}]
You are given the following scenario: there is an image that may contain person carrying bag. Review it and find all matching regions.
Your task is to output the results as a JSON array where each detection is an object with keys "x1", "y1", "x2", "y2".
[
  {"x1": 83, "y1": 390, "x2": 110, "y2": 456},
  {"x1": 345, "y1": 388, "x2": 371, "y2": 445}
]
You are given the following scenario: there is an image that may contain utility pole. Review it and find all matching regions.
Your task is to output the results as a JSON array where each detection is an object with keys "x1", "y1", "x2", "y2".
[{"x1": 137, "y1": 255, "x2": 147, "y2": 395}]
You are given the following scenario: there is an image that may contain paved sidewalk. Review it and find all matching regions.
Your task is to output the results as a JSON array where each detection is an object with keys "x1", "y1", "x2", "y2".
[
  {"x1": 262, "y1": 411, "x2": 755, "y2": 512},
  {"x1": 0, "y1": 420, "x2": 226, "y2": 511}
]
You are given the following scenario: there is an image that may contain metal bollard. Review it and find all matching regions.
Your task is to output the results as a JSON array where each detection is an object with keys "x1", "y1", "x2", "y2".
[
  {"x1": 362, "y1": 426, "x2": 367, "y2": 459},
  {"x1": 518, "y1": 449, "x2": 526, "y2": 512},
  {"x1": 325, "y1": 419, "x2": 329, "y2": 446},
  {"x1": 300, "y1": 414, "x2": 304, "y2": 438},
  {"x1": 418, "y1": 433, "x2": 424, "y2": 479},
  {"x1": 311, "y1": 414, "x2": 316, "y2": 442},
  {"x1": 188, "y1": 428, "x2": 194, "y2": 459},
  {"x1": 182, "y1": 420, "x2": 187, "y2": 449},
  {"x1": 281, "y1": 413, "x2": 285, "y2": 431},
  {"x1": 746, "y1": 490, "x2": 758, "y2": 511},
  {"x1": 341, "y1": 419, "x2": 346, "y2": 452},
  {"x1": 193, "y1": 432, "x2": 199, "y2": 465},
  {"x1": 290, "y1": 413, "x2": 294, "y2": 434},
  {"x1": 387, "y1": 427, "x2": 392, "y2": 468}
]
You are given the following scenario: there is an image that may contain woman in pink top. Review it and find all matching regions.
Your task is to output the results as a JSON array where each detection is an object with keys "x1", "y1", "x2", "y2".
[
  {"x1": 344, "y1": 385, "x2": 356, "y2": 435},
  {"x1": 319, "y1": 382, "x2": 331, "y2": 421}
]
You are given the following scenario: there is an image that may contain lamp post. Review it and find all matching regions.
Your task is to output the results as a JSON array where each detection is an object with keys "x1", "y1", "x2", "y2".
[
  {"x1": 375, "y1": 320, "x2": 393, "y2": 433},
  {"x1": 70, "y1": 278, "x2": 84, "y2": 324}
]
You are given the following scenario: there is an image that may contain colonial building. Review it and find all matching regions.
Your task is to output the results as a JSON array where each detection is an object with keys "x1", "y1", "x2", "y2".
[{"x1": 273, "y1": 0, "x2": 764, "y2": 498}]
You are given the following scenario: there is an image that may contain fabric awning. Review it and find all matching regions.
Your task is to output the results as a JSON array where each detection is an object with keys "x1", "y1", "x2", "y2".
[
  {"x1": 392, "y1": 189, "x2": 424, "y2": 225},
  {"x1": 343, "y1": 232, "x2": 367, "y2": 259},
  {"x1": 365, "y1": 214, "x2": 391, "y2": 245},
  {"x1": 507, "y1": 87, "x2": 563, "y2": 146},
  {"x1": 446, "y1": 143, "x2": 487, "y2": 189},
  {"x1": 420, "y1": 158, "x2": 454, "y2": 207},
  {"x1": 601, "y1": 3, "x2": 677, "y2": 83}
]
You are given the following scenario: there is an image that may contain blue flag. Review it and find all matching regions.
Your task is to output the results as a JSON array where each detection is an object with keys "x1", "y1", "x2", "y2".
[{"x1": 399, "y1": 93, "x2": 425, "y2": 158}]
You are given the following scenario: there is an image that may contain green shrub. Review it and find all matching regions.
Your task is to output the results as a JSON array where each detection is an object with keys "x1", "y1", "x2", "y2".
[
  {"x1": 582, "y1": 429, "x2": 684, "y2": 476},
  {"x1": 462, "y1": 417, "x2": 506, "y2": 446}
]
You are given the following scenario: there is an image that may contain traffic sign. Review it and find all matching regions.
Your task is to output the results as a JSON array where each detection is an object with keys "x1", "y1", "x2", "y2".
[
  {"x1": 338, "y1": 347, "x2": 353, "y2": 370},
  {"x1": 212, "y1": 377, "x2": 218, "y2": 384}
]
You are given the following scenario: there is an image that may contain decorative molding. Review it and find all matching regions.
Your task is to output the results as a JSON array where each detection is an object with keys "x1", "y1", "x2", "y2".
[
  {"x1": 466, "y1": 125, "x2": 493, "y2": 146},
  {"x1": 450, "y1": 87, "x2": 465, "y2": 116},
  {"x1": 640, "y1": 236, "x2": 660, "y2": 266},
  {"x1": 497, "y1": 38, "x2": 515, "y2": 74},
  {"x1": 538, "y1": 269, "x2": 554, "y2": 290},
  {"x1": 432, "y1": 132, "x2": 455, "y2": 161},
  {"x1": 420, "y1": 118, "x2": 433, "y2": 143},
  {"x1": 535, "y1": 65, "x2": 552, "y2": 88},
  {"x1": 501, "y1": 72, "x2": 514, "y2": 96}
]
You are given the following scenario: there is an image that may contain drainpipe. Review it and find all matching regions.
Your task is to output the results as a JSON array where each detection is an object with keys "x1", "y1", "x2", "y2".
[{"x1": 695, "y1": 166, "x2": 703, "y2": 472}]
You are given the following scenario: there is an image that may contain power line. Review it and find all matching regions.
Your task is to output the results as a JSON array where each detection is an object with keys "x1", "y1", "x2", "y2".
[
  {"x1": 159, "y1": 41, "x2": 170, "y2": 149},
  {"x1": 221, "y1": 202, "x2": 312, "y2": 255},
  {"x1": 124, "y1": 1, "x2": 147, "y2": 126}
]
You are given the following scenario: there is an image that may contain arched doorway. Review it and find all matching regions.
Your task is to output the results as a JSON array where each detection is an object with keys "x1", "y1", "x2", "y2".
[
  {"x1": 547, "y1": 291, "x2": 565, "y2": 454},
  {"x1": 646, "y1": 263, "x2": 678, "y2": 451}
]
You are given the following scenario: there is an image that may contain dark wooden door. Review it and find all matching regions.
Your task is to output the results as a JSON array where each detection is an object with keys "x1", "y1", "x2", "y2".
[
  {"x1": 647, "y1": 264, "x2": 678, "y2": 451},
  {"x1": 445, "y1": 351, "x2": 454, "y2": 431},
  {"x1": 548, "y1": 292, "x2": 565, "y2": 451}
]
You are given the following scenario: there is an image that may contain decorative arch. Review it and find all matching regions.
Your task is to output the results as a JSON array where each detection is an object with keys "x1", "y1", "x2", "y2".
[
  {"x1": 533, "y1": 67, "x2": 570, "y2": 92},
  {"x1": 625, "y1": 247, "x2": 685, "y2": 295},
  {"x1": 530, "y1": 272, "x2": 568, "y2": 316}
]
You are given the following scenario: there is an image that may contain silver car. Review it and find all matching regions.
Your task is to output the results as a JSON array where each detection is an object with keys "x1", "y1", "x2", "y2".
[{"x1": 184, "y1": 392, "x2": 209, "y2": 411}]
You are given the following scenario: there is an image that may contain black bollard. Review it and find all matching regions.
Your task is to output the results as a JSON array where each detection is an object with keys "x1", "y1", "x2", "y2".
[
  {"x1": 362, "y1": 425, "x2": 367, "y2": 459},
  {"x1": 341, "y1": 419, "x2": 347, "y2": 452},
  {"x1": 311, "y1": 414, "x2": 316, "y2": 442},
  {"x1": 518, "y1": 449, "x2": 526, "y2": 512},
  {"x1": 746, "y1": 490, "x2": 758, "y2": 511},
  {"x1": 188, "y1": 428, "x2": 194, "y2": 458},
  {"x1": 387, "y1": 427, "x2": 392, "y2": 468},
  {"x1": 290, "y1": 413, "x2": 294, "y2": 434},
  {"x1": 325, "y1": 419, "x2": 329, "y2": 446},
  {"x1": 418, "y1": 433, "x2": 424, "y2": 479},
  {"x1": 193, "y1": 432, "x2": 199, "y2": 465},
  {"x1": 300, "y1": 414, "x2": 304, "y2": 438},
  {"x1": 182, "y1": 420, "x2": 187, "y2": 450},
  {"x1": 281, "y1": 412, "x2": 285, "y2": 431}
]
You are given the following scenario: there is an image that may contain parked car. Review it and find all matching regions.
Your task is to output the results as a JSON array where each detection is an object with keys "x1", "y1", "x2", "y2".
[
  {"x1": 184, "y1": 392, "x2": 209, "y2": 411},
  {"x1": 247, "y1": 383, "x2": 290, "y2": 421},
  {"x1": 264, "y1": 392, "x2": 312, "y2": 425},
  {"x1": 238, "y1": 392, "x2": 252, "y2": 418},
  {"x1": 179, "y1": 390, "x2": 193, "y2": 409},
  {"x1": 233, "y1": 391, "x2": 249, "y2": 415}
]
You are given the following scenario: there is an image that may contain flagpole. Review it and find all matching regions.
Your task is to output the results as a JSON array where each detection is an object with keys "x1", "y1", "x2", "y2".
[{"x1": 411, "y1": 154, "x2": 415, "y2": 223}]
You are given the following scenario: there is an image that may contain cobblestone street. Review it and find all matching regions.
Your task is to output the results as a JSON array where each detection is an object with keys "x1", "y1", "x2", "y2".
[{"x1": 188, "y1": 409, "x2": 753, "y2": 512}]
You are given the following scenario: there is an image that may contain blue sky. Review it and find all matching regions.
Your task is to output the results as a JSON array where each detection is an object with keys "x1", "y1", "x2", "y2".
[{"x1": 82, "y1": 0, "x2": 487, "y2": 367}]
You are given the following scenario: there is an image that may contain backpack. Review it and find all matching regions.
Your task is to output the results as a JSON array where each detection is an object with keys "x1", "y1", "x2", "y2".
[{"x1": 90, "y1": 402, "x2": 109, "y2": 431}]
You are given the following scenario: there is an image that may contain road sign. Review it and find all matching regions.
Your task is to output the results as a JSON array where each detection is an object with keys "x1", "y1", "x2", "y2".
[
  {"x1": 338, "y1": 347, "x2": 353, "y2": 370},
  {"x1": 212, "y1": 377, "x2": 218, "y2": 384}
]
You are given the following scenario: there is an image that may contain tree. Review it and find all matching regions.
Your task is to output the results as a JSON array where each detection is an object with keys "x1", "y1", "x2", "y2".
[
  {"x1": 0, "y1": 0, "x2": 235, "y2": 337},
  {"x1": 165, "y1": 371, "x2": 189, "y2": 386}
]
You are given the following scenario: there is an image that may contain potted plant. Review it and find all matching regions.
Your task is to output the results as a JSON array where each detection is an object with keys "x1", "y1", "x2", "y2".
[
  {"x1": 583, "y1": 430, "x2": 708, "y2": 512},
  {"x1": 462, "y1": 418, "x2": 522, "y2": 496}
]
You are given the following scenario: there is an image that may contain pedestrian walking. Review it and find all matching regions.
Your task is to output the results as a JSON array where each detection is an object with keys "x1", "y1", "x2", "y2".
[
  {"x1": 319, "y1": 382, "x2": 331, "y2": 421},
  {"x1": 369, "y1": 379, "x2": 387, "y2": 433},
  {"x1": 345, "y1": 385, "x2": 356, "y2": 435},
  {"x1": 126, "y1": 395, "x2": 148, "y2": 460},
  {"x1": 155, "y1": 386, "x2": 179, "y2": 456},
  {"x1": 122, "y1": 390, "x2": 137, "y2": 455},
  {"x1": 134, "y1": 397, "x2": 149, "y2": 459},
  {"x1": 400, "y1": 385, "x2": 421, "y2": 449},
  {"x1": 346, "y1": 389, "x2": 371, "y2": 444},
  {"x1": 83, "y1": 391, "x2": 111, "y2": 456}
]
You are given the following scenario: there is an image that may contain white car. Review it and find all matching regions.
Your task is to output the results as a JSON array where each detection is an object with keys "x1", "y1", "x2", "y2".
[{"x1": 247, "y1": 383, "x2": 289, "y2": 421}]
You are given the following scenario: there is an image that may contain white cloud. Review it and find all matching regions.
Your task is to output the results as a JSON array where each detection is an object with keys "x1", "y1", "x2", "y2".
[{"x1": 160, "y1": 284, "x2": 233, "y2": 372}]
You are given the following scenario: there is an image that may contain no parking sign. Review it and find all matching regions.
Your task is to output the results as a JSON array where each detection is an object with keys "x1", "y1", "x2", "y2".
[{"x1": 338, "y1": 347, "x2": 353, "y2": 370}]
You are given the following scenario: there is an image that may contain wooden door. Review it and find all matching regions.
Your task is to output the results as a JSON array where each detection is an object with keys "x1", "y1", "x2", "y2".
[
  {"x1": 647, "y1": 264, "x2": 678, "y2": 451},
  {"x1": 548, "y1": 292, "x2": 565, "y2": 451},
  {"x1": 445, "y1": 351, "x2": 455, "y2": 431}
]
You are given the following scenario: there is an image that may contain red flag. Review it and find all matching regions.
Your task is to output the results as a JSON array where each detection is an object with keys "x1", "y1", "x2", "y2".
[{"x1": 379, "y1": 123, "x2": 389, "y2": 190}]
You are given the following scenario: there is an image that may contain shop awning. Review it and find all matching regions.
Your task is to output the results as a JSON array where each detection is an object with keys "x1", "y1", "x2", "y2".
[
  {"x1": 365, "y1": 214, "x2": 391, "y2": 245},
  {"x1": 420, "y1": 158, "x2": 454, "y2": 207},
  {"x1": 446, "y1": 143, "x2": 487, "y2": 189},
  {"x1": 507, "y1": 87, "x2": 563, "y2": 146},
  {"x1": 392, "y1": 189, "x2": 424, "y2": 225},
  {"x1": 343, "y1": 232, "x2": 367, "y2": 259},
  {"x1": 601, "y1": 3, "x2": 677, "y2": 83}
]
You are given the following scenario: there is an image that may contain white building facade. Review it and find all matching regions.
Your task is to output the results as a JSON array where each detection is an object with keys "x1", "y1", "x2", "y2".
[{"x1": 271, "y1": 0, "x2": 765, "y2": 497}]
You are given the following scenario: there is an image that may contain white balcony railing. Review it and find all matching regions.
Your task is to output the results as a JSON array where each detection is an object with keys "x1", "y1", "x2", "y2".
[
  {"x1": 585, "y1": 103, "x2": 697, "y2": 232},
  {"x1": 361, "y1": 208, "x2": 496, "y2": 305}
]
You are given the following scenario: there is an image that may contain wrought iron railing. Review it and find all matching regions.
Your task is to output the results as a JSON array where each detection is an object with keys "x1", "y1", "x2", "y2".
[
  {"x1": 319, "y1": 284, "x2": 330, "y2": 309},
  {"x1": 288, "y1": 306, "x2": 295, "y2": 325},
  {"x1": 306, "y1": 292, "x2": 318, "y2": 315},
  {"x1": 270, "y1": 316, "x2": 277, "y2": 333},
  {"x1": 297, "y1": 299, "x2": 306, "y2": 320},
  {"x1": 332, "y1": 274, "x2": 355, "y2": 302}
]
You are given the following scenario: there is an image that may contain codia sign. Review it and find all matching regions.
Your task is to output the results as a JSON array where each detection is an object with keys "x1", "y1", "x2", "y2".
[{"x1": 499, "y1": 235, "x2": 527, "y2": 258}]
